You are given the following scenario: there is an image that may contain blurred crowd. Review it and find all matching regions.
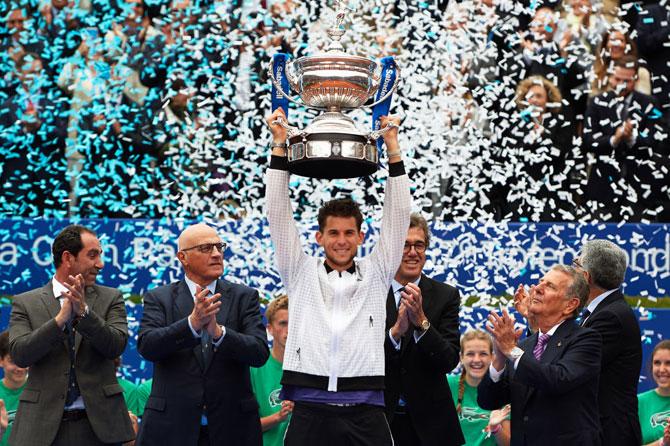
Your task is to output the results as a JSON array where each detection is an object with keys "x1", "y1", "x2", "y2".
[{"x1": 0, "y1": 0, "x2": 669, "y2": 222}]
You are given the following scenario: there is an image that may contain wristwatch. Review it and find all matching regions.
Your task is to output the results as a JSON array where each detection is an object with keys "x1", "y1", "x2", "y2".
[
  {"x1": 420, "y1": 319, "x2": 430, "y2": 331},
  {"x1": 270, "y1": 142, "x2": 287, "y2": 150},
  {"x1": 507, "y1": 346, "x2": 524, "y2": 360}
]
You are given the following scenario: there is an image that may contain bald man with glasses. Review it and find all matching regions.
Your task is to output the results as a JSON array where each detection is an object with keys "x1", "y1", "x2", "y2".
[
  {"x1": 136, "y1": 223, "x2": 269, "y2": 446},
  {"x1": 383, "y1": 214, "x2": 464, "y2": 446}
]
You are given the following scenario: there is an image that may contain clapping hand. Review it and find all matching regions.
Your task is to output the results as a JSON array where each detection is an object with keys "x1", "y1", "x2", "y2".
[{"x1": 189, "y1": 287, "x2": 222, "y2": 332}]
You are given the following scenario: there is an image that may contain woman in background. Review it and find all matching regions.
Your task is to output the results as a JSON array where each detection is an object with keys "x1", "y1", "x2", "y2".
[
  {"x1": 448, "y1": 330, "x2": 510, "y2": 445},
  {"x1": 639, "y1": 340, "x2": 670, "y2": 446}
]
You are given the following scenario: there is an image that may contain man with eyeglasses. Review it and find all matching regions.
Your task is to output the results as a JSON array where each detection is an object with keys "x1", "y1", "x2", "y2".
[
  {"x1": 136, "y1": 223, "x2": 269, "y2": 446},
  {"x1": 383, "y1": 213, "x2": 464, "y2": 446}
]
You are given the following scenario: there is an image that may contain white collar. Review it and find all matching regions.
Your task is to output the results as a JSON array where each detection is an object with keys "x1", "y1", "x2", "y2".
[
  {"x1": 391, "y1": 276, "x2": 421, "y2": 294},
  {"x1": 586, "y1": 288, "x2": 618, "y2": 314},
  {"x1": 184, "y1": 276, "x2": 217, "y2": 300},
  {"x1": 538, "y1": 319, "x2": 565, "y2": 337},
  {"x1": 52, "y1": 276, "x2": 69, "y2": 299}
]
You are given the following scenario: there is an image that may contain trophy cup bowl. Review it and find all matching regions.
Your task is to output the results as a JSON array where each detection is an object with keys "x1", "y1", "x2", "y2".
[
  {"x1": 287, "y1": 54, "x2": 380, "y2": 109},
  {"x1": 269, "y1": 5, "x2": 400, "y2": 179}
]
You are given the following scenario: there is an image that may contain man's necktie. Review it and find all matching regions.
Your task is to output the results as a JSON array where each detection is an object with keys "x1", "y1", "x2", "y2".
[
  {"x1": 196, "y1": 287, "x2": 213, "y2": 364},
  {"x1": 64, "y1": 317, "x2": 81, "y2": 405},
  {"x1": 533, "y1": 333, "x2": 551, "y2": 360}
]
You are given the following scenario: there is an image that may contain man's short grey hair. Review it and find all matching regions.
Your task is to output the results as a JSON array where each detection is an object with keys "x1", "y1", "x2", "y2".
[
  {"x1": 580, "y1": 240, "x2": 627, "y2": 290},
  {"x1": 551, "y1": 264, "x2": 590, "y2": 317}
]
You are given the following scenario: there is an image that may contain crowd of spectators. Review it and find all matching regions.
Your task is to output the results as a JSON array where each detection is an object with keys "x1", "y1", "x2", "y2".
[{"x1": 0, "y1": 0, "x2": 668, "y2": 222}]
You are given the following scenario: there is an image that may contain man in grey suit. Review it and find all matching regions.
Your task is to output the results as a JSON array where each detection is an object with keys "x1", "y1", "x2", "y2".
[
  {"x1": 8, "y1": 224, "x2": 135, "y2": 446},
  {"x1": 136, "y1": 222, "x2": 269, "y2": 446}
]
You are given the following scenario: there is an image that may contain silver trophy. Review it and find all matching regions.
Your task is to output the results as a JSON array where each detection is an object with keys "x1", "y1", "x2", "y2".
[{"x1": 269, "y1": 2, "x2": 401, "y2": 179}]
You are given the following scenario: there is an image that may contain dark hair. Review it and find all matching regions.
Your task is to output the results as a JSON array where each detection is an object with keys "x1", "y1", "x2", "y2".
[
  {"x1": 409, "y1": 213, "x2": 430, "y2": 247},
  {"x1": 317, "y1": 198, "x2": 363, "y2": 232},
  {"x1": 52, "y1": 225, "x2": 97, "y2": 268},
  {"x1": 17, "y1": 52, "x2": 42, "y2": 72},
  {"x1": 613, "y1": 54, "x2": 639, "y2": 73},
  {"x1": 0, "y1": 331, "x2": 8, "y2": 359}
]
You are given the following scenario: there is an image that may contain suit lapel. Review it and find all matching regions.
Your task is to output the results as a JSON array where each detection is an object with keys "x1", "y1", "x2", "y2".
[
  {"x1": 214, "y1": 280, "x2": 232, "y2": 328},
  {"x1": 419, "y1": 275, "x2": 434, "y2": 318},
  {"x1": 173, "y1": 282, "x2": 206, "y2": 370},
  {"x1": 39, "y1": 282, "x2": 61, "y2": 320},
  {"x1": 539, "y1": 320, "x2": 576, "y2": 365}
]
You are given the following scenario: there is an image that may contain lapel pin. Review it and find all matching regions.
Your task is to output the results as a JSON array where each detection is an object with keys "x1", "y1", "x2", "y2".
[{"x1": 557, "y1": 341, "x2": 562, "y2": 347}]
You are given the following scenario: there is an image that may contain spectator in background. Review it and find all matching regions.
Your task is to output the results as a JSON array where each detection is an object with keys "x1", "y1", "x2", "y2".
[
  {"x1": 250, "y1": 295, "x2": 294, "y2": 446},
  {"x1": 636, "y1": 2, "x2": 670, "y2": 116},
  {"x1": 136, "y1": 222, "x2": 268, "y2": 446},
  {"x1": 74, "y1": 94, "x2": 158, "y2": 218},
  {"x1": 573, "y1": 239, "x2": 642, "y2": 446},
  {"x1": 638, "y1": 340, "x2": 670, "y2": 446},
  {"x1": 478, "y1": 265, "x2": 601, "y2": 445},
  {"x1": 131, "y1": 379, "x2": 151, "y2": 419},
  {"x1": 558, "y1": 0, "x2": 608, "y2": 54},
  {"x1": 115, "y1": 357, "x2": 140, "y2": 445},
  {"x1": 590, "y1": 26, "x2": 651, "y2": 96},
  {"x1": 491, "y1": 75, "x2": 573, "y2": 221},
  {"x1": 38, "y1": 0, "x2": 91, "y2": 74},
  {"x1": 384, "y1": 214, "x2": 463, "y2": 446},
  {"x1": 8, "y1": 224, "x2": 134, "y2": 445},
  {"x1": 0, "y1": 51, "x2": 68, "y2": 217},
  {"x1": 448, "y1": 330, "x2": 510, "y2": 446},
  {"x1": 0, "y1": 331, "x2": 27, "y2": 446},
  {"x1": 0, "y1": 4, "x2": 47, "y2": 86},
  {"x1": 517, "y1": 6, "x2": 588, "y2": 127},
  {"x1": 583, "y1": 54, "x2": 670, "y2": 222}
]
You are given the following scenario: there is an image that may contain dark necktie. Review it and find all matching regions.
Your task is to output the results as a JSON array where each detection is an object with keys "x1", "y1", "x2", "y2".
[
  {"x1": 63, "y1": 312, "x2": 81, "y2": 406},
  {"x1": 196, "y1": 287, "x2": 213, "y2": 364}
]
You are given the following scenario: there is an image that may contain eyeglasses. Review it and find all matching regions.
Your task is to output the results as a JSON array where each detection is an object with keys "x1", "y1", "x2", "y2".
[
  {"x1": 403, "y1": 242, "x2": 427, "y2": 254},
  {"x1": 572, "y1": 257, "x2": 583, "y2": 269},
  {"x1": 181, "y1": 242, "x2": 227, "y2": 254}
]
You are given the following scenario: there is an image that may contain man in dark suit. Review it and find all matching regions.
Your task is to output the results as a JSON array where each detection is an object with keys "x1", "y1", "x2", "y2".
[
  {"x1": 8, "y1": 224, "x2": 135, "y2": 446},
  {"x1": 136, "y1": 223, "x2": 269, "y2": 446},
  {"x1": 636, "y1": 2, "x2": 670, "y2": 116},
  {"x1": 573, "y1": 239, "x2": 642, "y2": 446},
  {"x1": 478, "y1": 265, "x2": 602, "y2": 446},
  {"x1": 384, "y1": 214, "x2": 464, "y2": 446},
  {"x1": 583, "y1": 54, "x2": 670, "y2": 221}
]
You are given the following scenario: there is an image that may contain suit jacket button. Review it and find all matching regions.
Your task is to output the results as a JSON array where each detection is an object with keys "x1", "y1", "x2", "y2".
[{"x1": 523, "y1": 415, "x2": 529, "y2": 422}]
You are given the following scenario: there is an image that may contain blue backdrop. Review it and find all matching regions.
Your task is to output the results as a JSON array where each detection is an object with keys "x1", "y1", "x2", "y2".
[{"x1": 0, "y1": 219, "x2": 668, "y2": 392}]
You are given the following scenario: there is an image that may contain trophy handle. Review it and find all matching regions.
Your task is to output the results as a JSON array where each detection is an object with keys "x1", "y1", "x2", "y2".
[
  {"x1": 267, "y1": 62, "x2": 305, "y2": 108},
  {"x1": 272, "y1": 116, "x2": 304, "y2": 139},
  {"x1": 367, "y1": 121, "x2": 398, "y2": 141},
  {"x1": 364, "y1": 64, "x2": 402, "y2": 109}
]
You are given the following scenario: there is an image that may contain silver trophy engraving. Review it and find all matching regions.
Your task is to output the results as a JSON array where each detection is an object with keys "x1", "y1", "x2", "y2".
[{"x1": 269, "y1": 1, "x2": 401, "y2": 179}]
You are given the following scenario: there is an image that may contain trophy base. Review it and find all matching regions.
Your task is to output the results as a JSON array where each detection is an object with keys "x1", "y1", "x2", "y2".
[{"x1": 287, "y1": 132, "x2": 378, "y2": 179}]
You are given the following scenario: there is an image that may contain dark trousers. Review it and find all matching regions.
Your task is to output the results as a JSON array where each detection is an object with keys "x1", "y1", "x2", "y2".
[
  {"x1": 198, "y1": 426, "x2": 209, "y2": 446},
  {"x1": 52, "y1": 416, "x2": 122, "y2": 446},
  {"x1": 390, "y1": 412, "x2": 421, "y2": 446},
  {"x1": 284, "y1": 402, "x2": 393, "y2": 446}
]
